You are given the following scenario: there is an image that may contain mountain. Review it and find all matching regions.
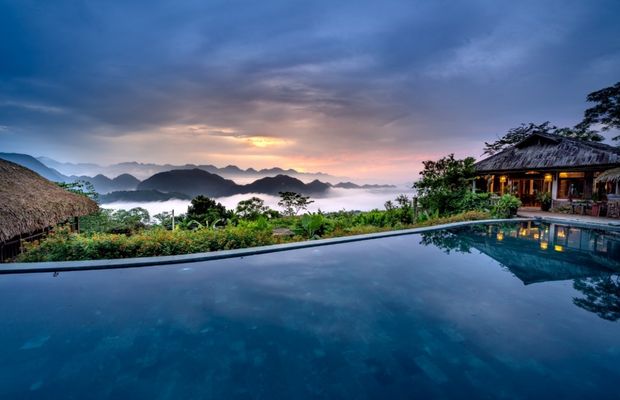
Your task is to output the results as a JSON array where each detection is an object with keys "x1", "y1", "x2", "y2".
[
  {"x1": 99, "y1": 190, "x2": 191, "y2": 203},
  {"x1": 333, "y1": 181, "x2": 396, "y2": 189},
  {"x1": 0, "y1": 153, "x2": 68, "y2": 182},
  {"x1": 130, "y1": 170, "x2": 332, "y2": 200},
  {"x1": 138, "y1": 169, "x2": 239, "y2": 197},
  {"x1": 36, "y1": 156, "x2": 347, "y2": 182},
  {"x1": 242, "y1": 175, "x2": 330, "y2": 196},
  {"x1": 74, "y1": 173, "x2": 141, "y2": 194},
  {"x1": 113, "y1": 173, "x2": 141, "y2": 189}
]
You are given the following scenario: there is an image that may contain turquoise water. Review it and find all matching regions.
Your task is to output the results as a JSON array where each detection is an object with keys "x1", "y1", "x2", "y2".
[{"x1": 1, "y1": 222, "x2": 619, "y2": 399}]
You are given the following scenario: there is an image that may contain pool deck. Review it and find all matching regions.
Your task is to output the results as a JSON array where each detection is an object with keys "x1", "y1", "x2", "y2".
[{"x1": 518, "y1": 207, "x2": 620, "y2": 228}]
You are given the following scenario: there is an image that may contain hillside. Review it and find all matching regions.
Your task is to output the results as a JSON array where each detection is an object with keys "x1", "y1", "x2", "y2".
[
  {"x1": 75, "y1": 173, "x2": 141, "y2": 193},
  {"x1": 138, "y1": 169, "x2": 240, "y2": 197},
  {"x1": 241, "y1": 175, "x2": 330, "y2": 196},
  {"x1": 136, "y1": 170, "x2": 332, "y2": 198},
  {"x1": 0, "y1": 153, "x2": 68, "y2": 182}
]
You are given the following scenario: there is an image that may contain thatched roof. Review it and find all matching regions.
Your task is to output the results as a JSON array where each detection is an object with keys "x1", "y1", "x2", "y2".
[
  {"x1": 0, "y1": 159, "x2": 98, "y2": 242},
  {"x1": 595, "y1": 167, "x2": 620, "y2": 184},
  {"x1": 475, "y1": 132, "x2": 620, "y2": 173}
]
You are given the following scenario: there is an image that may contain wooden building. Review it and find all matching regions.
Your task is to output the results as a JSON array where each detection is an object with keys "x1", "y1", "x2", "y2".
[
  {"x1": 474, "y1": 132, "x2": 620, "y2": 206},
  {"x1": 0, "y1": 159, "x2": 99, "y2": 261}
]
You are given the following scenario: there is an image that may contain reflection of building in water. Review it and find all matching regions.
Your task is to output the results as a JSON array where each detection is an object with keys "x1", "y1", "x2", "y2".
[{"x1": 427, "y1": 222, "x2": 620, "y2": 285}]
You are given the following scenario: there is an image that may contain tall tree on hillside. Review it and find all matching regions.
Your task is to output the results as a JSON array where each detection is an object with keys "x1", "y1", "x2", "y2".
[
  {"x1": 483, "y1": 122, "x2": 603, "y2": 155},
  {"x1": 187, "y1": 195, "x2": 230, "y2": 225},
  {"x1": 577, "y1": 81, "x2": 620, "y2": 142},
  {"x1": 278, "y1": 192, "x2": 313, "y2": 216}
]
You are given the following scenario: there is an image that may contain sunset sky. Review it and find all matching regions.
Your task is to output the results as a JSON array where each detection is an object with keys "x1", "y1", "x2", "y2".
[{"x1": 1, "y1": 0, "x2": 619, "y2": 182}]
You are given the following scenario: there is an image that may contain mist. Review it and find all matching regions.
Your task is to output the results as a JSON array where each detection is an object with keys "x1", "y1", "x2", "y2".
[{"x1": 102, "y1": 187, "x2": 416, "y2": 219}]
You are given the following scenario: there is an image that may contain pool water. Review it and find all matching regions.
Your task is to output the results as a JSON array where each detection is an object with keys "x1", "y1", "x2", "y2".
[{"x1": 1, "y1": 222, "x2": 619, "y2": 399}]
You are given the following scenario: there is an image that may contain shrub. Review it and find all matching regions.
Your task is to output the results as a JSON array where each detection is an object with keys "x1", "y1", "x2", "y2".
[
  {"x1": 492, "y1": 194, "x2": 522, "y2": 218},
  {"x1": 17, "y1": 226, "x2": 280, "y2": 262},
  {"x1": 413, "y1": 154, "x2": 477, "y2": 216}
]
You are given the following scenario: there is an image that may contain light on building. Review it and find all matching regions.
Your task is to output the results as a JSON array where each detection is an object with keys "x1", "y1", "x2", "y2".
[
  {"x1": 499, "y1": 176, "x2": 507, "y2": 183},
  {"x1": 544, "y1": 174, "x2": 553, "y2": 182}
]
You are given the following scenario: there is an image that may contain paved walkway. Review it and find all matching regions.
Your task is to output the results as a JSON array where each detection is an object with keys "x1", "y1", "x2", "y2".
[{"x1": 517, "y1": 207, "x2": 620, "y2": 227}]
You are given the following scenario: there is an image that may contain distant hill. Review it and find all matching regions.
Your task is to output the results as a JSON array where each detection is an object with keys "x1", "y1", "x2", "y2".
[
  {"x1": 99, "y1": 190, "x2": 190, "y2": 203},
  {"x1": 35, "y1": 156, "x2": 346, "y2": 182},
  {"x1": 0, "y1": 153, "x2": 68, "y2": 182},
  {"x1": 333, "y1": 181, "x2": 396, "y2": 189},
  {"x1": 136, "y1": 170, "x2": 332, "y2": 198},
  {"x1": 242, "y1": 175, "x2": 330, "y2": 195},
  {"x1": 138, "y1": 169, "x2": 239, "y2": 197},
  {"x1": 73, "y1": 173, "x2": 141, "y2": 194}
]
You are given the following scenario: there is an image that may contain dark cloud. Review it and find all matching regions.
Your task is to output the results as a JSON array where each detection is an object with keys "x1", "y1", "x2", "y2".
[{"x1": 1, "y1": 0, "x2": 619, "y2": 180}]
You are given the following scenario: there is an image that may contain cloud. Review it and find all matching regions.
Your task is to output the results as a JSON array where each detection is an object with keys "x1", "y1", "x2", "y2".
[{"x1": 1, "y1": 0, "x2": 619, "y2": 181}]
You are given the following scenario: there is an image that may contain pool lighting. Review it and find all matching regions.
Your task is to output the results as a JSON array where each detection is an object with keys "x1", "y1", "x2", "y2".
[
  {"x1": 540, "y1": 242, "x2": 548, "y2": 250},
  {"x1": 496, "y1": 232, "x2": 504, "y2": 241},
  {"x1": 554, "y1": 245, "x2": 564, "y2": 252}
]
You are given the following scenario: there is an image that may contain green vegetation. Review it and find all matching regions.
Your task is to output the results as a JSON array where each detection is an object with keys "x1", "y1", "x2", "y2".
[
  {"x1": 413, "y1": 154, "x2": 477, "y2": 216},
  {"x1": 16, "y1": 188, "x2": 493, "y2": 262}
]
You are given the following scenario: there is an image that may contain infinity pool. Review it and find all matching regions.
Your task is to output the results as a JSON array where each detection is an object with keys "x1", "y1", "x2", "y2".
[{"x1": 1, "y1": 222, "x2": 619, "y2": 399}]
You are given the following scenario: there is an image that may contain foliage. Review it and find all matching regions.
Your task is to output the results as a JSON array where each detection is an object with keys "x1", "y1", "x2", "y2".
[
  {"x1": 458, "y1": 191, "x2": 493, "y2": 212},
  {"x1": 413, "y1": 154, "x2": 477, "y2": 216},
  {"x1": 235, "y1": 197, "x2": 274, "y2": 220},
  {"x1": 152, "y1": 211, "x2": 178, "y2": 230},
  {"x1": 186, "y1": 195, "x2": 231, "y2": 225},
  {"x1": 483, "y1": 122, "x2": 603, "y2": 155},
  {"x1": 56, "y1": 180, "x2": 99, "y2": 202},
  {"x1": 573, "y1": 275, "x2": 620, "y2": 321},
  {"x1": 491, "y1": 194, "x2": 522, "y2": 218},
  {"x1": 17, "y1": 226, "x2": 280, "y2": 262},
  {"x1": 536, "y1": 192, "x2": 552, "y2": 211},
  {"x1": 577, "y1": 81, "x2": 620, "y2": 141},
  {"x1": 79, "y1": 207, "x2": 150, "y2": 234},
  {"x1": 295, "y1": 213, "x2": 333, "y2": 239},
  {"x1": 277, "y1": 191, "x2": 314, "y2": 216}
]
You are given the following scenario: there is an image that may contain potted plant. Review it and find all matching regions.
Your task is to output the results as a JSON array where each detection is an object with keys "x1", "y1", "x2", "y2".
[{"x1": 536, "y1": 192, "x2": 552, "y2": 211}]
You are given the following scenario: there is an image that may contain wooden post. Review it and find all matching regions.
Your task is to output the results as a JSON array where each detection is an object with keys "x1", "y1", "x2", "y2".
[
  {"x1": 412, "y1": 197, "x2": 418, "y2": 222},
  {"x1": 171, "y1": 209, "x2": 175, "y2": 230}
]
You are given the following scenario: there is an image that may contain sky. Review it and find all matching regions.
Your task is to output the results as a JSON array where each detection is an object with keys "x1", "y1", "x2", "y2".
[{"x1": 1, "y1": 0, "x2": 619, "y2": 183}]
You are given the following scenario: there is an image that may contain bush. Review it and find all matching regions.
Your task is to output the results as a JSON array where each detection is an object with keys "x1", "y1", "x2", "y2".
[
  {"x1": 413, "y1": 154, "x2": 477, "y2": 216},
  {"x1": 492, "y1": 194, "x2": 522, "y2": 218},
  {"x1": 294, "y1": 213, "x2": 333, "y2": 238},
  {"x1": 458, "y1": 192, "x2": 492, "y2": 212},
  {"x1": 17, "y1": 226, "x2": 280, "y2": 262}
]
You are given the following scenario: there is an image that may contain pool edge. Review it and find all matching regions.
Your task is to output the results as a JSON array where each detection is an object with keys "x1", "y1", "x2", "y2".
[{"x1": 1, "y1": 218, "x2": 536, "y2": 274}]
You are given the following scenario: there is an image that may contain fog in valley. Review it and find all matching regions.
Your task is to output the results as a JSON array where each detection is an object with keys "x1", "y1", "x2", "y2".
[{"x1": 102, "y1": 187, "x2": 416, "y2": 219}]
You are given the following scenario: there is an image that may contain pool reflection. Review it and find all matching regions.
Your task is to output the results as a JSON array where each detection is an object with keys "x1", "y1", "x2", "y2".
[{"x1": 420, "y1": 222, "x2": 620, "y2": 320}]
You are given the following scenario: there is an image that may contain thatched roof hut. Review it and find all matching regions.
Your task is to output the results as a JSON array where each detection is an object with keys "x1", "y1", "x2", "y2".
[
  {"x1": 475, "y1": 133, "x2": 620, "y2": 173},
  {"x1": 595, "y1": 167, "x2": 620, "y2": 184},
  {"x1": 0, "y1": 159, "x2": 98, "y2": 243}
]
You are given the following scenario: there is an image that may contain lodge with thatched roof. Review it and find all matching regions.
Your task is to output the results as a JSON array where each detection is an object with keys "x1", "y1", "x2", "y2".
[
  {"x1": 0, "y1": 159, "x2": 98, "y2": 261},
  {"x1": 474, "y1": 132, "x2": 620, "y2": 208}
]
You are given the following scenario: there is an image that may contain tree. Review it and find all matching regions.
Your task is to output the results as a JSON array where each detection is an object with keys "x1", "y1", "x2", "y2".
[
  {"x1": 413, "y1": 154, "x2": 477, "y2": 215},
  {"x1": 235, "y1": 197, "x2": 269, "y2": 220},
  {"x1": 577, "y1": 81, "x2": 620, "y2": 141},
  {"x1": 573, "y1": 275, "x2": 620, "y2": 321},
  {"x1": 278, "y1": 191, "x2": 314, "y2": 216},
  {"x1": 483, "y1": 122, "x2": 603, "y2": 155},
  {"x1": 56, "y1": 180, "x2": 99, "y2": 202},
  {"x1": 186, "y1": 195, "x2": 230, "y2": 225}
]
